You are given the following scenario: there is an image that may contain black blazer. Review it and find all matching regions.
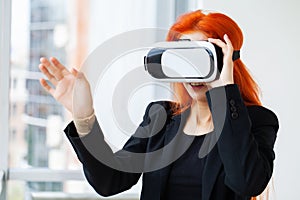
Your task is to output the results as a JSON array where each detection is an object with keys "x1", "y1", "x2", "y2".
[{"x1": 65, "y1": 84, "x2": 279, "y2": 200}]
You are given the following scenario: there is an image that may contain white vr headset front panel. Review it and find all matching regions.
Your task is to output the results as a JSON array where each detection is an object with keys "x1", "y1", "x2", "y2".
[{"x1": 144, "y1": 41, "x2": 220, "y2": 82}]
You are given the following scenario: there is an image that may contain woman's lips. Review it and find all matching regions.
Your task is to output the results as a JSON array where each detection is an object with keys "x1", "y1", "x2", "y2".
[
  {"x1": 189, "y1": 82, "x2": 205, "y2": 90},
  {"x1": 190, "y1": 82, "x2": 203, "y2": 86}
]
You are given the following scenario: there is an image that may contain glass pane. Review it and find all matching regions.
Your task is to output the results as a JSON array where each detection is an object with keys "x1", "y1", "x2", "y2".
[
  {"x1": 10, "y1": 0, "x2": 71, "y2": 170},
  {"x1": 9, "y1": 0, "x2": 159, "y2": 198}
]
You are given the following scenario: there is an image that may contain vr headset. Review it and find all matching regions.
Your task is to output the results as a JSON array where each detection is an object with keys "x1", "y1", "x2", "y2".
[{"x1": 144, "y1": 40, "x2": 240, "y2": 82}]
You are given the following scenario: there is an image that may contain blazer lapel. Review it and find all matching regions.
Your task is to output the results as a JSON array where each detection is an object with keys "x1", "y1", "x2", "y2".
[
  {"x1": 202, "y1": 133, "x2": 223, "y2": 200},
  {"x1": 158, "y1": 108, "x2": 194, "y2": 198}
]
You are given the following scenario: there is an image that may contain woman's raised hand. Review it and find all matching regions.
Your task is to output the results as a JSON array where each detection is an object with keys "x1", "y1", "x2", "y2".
[
  {"x1": 207, "y1": 34, "x2": 235, "y2": 88},
  {"x1": 39, "y1": 57, "x2": 94, "y2": 119}
]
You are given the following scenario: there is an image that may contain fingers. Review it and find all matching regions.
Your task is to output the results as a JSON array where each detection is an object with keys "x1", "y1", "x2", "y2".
[
  {"x1": 208, "y1": 37, "x2": 227, "y2": 49},
  {"x1": 70, "y1": 67, "x2": 79, "y2": 77},
  {"x1": 40, "y1": 57, "x2": 66, "y2": 81},
  {"x1": 223, "y1": 34, "x2": 233, "y2": 51},
  {"x1": 39, "y1": 64, "x2": 58, "y2": 86},
  {"x1": 208, "y1": 34, "x2": 234, "y2": 56},
  {"x1": 49, "y1": 57, "x2": 66, "y2": 70},
  {"x1": 39, "y1": 78, "x2": 55, "y2": 96}
]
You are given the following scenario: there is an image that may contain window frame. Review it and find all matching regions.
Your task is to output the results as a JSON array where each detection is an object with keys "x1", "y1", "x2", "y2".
[{"x1": 0, "y1": 0, "x2": 11, "y2": 199}]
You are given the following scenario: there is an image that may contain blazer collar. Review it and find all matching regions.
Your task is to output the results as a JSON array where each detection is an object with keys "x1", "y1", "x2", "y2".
[{"x1": 158, "y1": 107, "x2": 223, "y2": 200}]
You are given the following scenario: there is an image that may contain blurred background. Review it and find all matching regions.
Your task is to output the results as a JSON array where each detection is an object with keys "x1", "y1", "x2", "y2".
[{"x1": 1, "y1": 0, "x2": 299, "y2": 199}]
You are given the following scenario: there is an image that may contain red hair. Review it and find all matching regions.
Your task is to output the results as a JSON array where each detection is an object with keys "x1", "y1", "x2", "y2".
[{"x1": 166, "y1": 10, "x2": 261, "y2": 116}]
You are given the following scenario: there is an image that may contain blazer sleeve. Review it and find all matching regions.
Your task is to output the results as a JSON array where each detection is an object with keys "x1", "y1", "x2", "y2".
[
  {"x1": 205, "y1": 84, "x2": 279, "y2": 197},
  {"x1": 64, "y1": 102, "x2": 161, "y2": 197}
]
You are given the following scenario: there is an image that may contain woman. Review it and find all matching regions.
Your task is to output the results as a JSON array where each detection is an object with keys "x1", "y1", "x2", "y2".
[{"x1": 39, "y1": 10, "x2": 279, "y2": 200}]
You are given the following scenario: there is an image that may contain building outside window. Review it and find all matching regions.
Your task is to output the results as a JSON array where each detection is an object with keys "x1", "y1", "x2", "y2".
[{"x1": 3, "y1": 0, "x2": 202, "y2": 199}]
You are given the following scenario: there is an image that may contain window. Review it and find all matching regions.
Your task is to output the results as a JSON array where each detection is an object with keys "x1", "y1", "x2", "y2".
[{"x1": 1, "y1": 0, "x2": 203, "y2": 199}]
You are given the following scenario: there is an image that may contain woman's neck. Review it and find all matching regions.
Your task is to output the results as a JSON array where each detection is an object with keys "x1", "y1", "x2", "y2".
[
  {"x1": 183, "y1": 100, "x2": 213, "y2": 136},
  {"x1": 190, "y1": 100, "x2": 211, "y2": 124}
]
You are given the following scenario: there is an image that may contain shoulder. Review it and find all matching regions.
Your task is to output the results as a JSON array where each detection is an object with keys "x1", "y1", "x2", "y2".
[
  {"x1": 144, "y1": 100, "x2": 176, "y2": 117},
  {"x1": 139, "y1": 100, "x2": 177, "y2": 127},
  {"x1": 246, "y1": 105, "x2": 279, "y2": 131}
]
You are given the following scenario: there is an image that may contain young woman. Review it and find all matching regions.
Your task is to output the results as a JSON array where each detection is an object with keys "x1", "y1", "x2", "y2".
[{"x1": 39, "y1": 10, "x2": 279, "y2": 200}]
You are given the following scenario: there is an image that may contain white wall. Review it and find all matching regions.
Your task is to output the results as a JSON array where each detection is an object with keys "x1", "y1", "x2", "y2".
[{"x1": 202, "y1": 0, "x2": 300, "y2": 199}]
